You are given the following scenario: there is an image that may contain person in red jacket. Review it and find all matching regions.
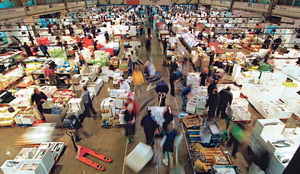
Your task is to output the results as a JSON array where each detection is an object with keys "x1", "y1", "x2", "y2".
[{"x1": 44, "y1": 64, "x2": 56, "y2": 85}]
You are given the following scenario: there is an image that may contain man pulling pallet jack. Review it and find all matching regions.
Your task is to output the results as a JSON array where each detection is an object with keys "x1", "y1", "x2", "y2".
[{"x1": 66, "y1": 131, "x2": 112, "y2": 171}]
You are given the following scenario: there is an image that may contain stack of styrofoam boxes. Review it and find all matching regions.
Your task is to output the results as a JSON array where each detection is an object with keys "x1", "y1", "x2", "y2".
[
  {"x1": 1, "y1": 148, "x2": 55, "y2": 174},
  {"x1": 87, "y1": 78, "x2": 103, "y2": 96},
  {"x1": 82, "y1": 48, "x2": 92, "y2": 62},
  {"x1": 280, "y1": 86, "x2": 300, "y2": 119},
  {"x1": 192, "y1": 86, "x2": 208, "y2": 96},
  {"x1": 259, "y1": 71, "x2": 272, "y2": 84},
  {"x1": 109, "y1": 89, "x2": 127, "y2": 98},
  {"x1": 101, "y1": 66, "x2": 110, "y2": 83},
  {"x1": 235, "y1": 70, "x2": 260, "y2": 86},
  {"x1": 186, "y1": 98, "x2": 197, "y2": 114},
  {"x1": 40, "y1": 86, "x2": 58, "y2": 98},
  {"x1": 112, "y1": 72, "x2": 122, "y2": 85},
  {"x1": 68, "y1": 98, "x2": 85, "y2": 117},
  {"x1": 283, "y1": 128, "x2": 300, "y2": 144},
  {"x1": 94, "y1": 50, "x2": 106, "y2": 61},
  {"x1": 196, "y1": 95, "x2": 206, "y2": 115},
  {"x1": 249, "y1": 119, "x2": 285, "y2": 158},
  {"x1": 226, "y1": 98, "x2": 251, "y2": 121},
  {"x1": 10, "y1": 88, "x2": 35, "y2": 108},
  {"x1": 187, "y1": 73, "x2": 200, "y2": 87}
]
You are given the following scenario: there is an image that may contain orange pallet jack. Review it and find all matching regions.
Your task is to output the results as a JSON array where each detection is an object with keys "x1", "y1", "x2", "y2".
[{"x1": 66, "y1": 131, "x2": 112, "y2": 171}]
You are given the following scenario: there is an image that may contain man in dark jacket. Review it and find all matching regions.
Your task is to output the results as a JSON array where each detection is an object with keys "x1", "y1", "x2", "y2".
[
  {"x1": 155, "y1": 80, "x2": 169, "y2": 106},
  {"x1": 23, "y1": 42, "x2": 33, "y2": 56},
  {"x1": 272, "y1": 36, "x2": 282, "y2": 51},
  {"x1": 91, "y1": 25, "x2": 97, "y2": 38},
  {"x1": 141, "y1": 110, "x2": 158, "y2": 146},
  {"x1": 207, "y1": 79, "x2": 219, "y2": 95},
  {"x1": 169, "y1": 69, "x2": 179, "y2": 97},
  {"x1": 181, "y1": 84, "x2": 192, "y2": 110},
  {"x1": 206, "y1": 89, "x2": 220, "y2": 119},
  {"x1": 40, "y1": 42, "x2": 50, "y2": 57},
  {"x1": 217, "y1": 86, "x2": 233, "y2": 119},
  {"x1": 104, "y1": 31, "x2": 109, "y2": 43},
  {"x1": 31, "y1": 88, "x2": 47, "y2": 116}
]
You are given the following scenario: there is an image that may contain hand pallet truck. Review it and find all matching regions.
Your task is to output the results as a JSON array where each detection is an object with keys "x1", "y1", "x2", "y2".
[{"x1": 66, "y1": 131, "x2": 112, "y2": 171}]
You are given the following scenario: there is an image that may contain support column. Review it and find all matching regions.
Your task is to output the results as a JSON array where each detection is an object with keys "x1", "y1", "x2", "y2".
[
  {"x1": 229, "y1": 0, "x2": 234, "y2": 11},
  {"x1": 21, "y1": 0, "x2": 28, "y2": 16},
  {"x1": 84, "y1": 0, "x2": 88, "y2": 8},
  {"x1": 64, "y1": 0, "x2": 69, "y2": 13},
  {"x1": 266, "y1": 0, "x2": 278, "y2": 18}
]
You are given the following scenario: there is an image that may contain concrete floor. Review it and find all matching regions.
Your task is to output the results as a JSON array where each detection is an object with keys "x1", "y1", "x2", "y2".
[{"x1": 1, "y1": 28, "x2": 300, "y2": 174}]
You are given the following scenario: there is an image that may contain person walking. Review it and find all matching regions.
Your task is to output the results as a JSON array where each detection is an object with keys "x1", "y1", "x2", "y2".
[
  {"x1": 44, "y1": 64, "x2": 56, "y2": 85},
  {"x1": 124, "y1": 101, "x2": 139, "y2": 144},
  {"x1": 31, "y1": 88, "x2": 47, "y2": 117},
  {"x1": 163, "y1": 38, "x2": 168, "y2": 57},
  {"x1": 130, "y1": 51, "x2": 138, "y2": 69},
  {"x1": 127, "y1": 55, "x2": 133, "y2": 77},
  {"x1": 180, "y1": 84, "x2": 192, "y2": 111},
  {"x1": 145, "y1": 37, "x2": 151, "y2": 57},
  {"x1": 162, "y1": 108, "x2": 173, "y2": 134},
  {"x1": 104, "y1": 31, "x2": 110, "y2": 43},
  {"x1": 91, "y1": 24, "x2": 97, "y2": 38},
  {"x1": 195, "y1": 55, "x2": 203, "y2": 72},
  {"x1": 206, "y1": 89, "x2": 220, "y2": 119},
  {"x1": 81, "y1": 86, "x2": 96, "y2": 117},
  {"x1": 40, "y1": 42, "x2": 50, "y2": 57},
  {"x1": 217, "y1": 86, "x2": 233, "y2": 119},
  {"x1": 141, "y1": 110, "x2": 158, "y2": 146},
  {"x1": 23, "y1": 42, "x2": 33, "y2": 56},
  {"x1": 155, "y1": 80, "x2": 169, "y2": 106},
  {"x1": 226, "y1": 123, "x2": 247, "y2": 158},
  {"x1": 169, "y1": 69, "x2": 179, "y2": 97},
  {"x1": 160, "y1": 123, "x2": 178, "y2": 166}
]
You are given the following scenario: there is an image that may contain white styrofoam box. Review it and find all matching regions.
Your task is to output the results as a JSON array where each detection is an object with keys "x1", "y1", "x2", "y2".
[
  {"x1": 1, "y1": 160, "x2": 21, "y2": 174},
  {"x1": 109, "y1": 89, "x2": 127, "y2": 98},
  {"x1": 254, "y1": 119, "x2": 285, "y2": 136},
  {"x1": 101, "y1": 66, "x2": 109, "y2": 75},
  {"x1": 125, "y1": 142, "x2": 154, "y2": 173},
  {"x1": 119, "y1": 112, "x2": 126, "y2": 124},
  {"x1": 38, "y1": 142, "x2": 64, "y2": 158},
  {"x1": 40, "y1": 86, "x2": 58, "y2": 98},
  {"x1": 68, "y1": 98, "x2": 85, "y2": 114},
  {"x1": 192, "y1": 86, "x2": 207, "y2": 96},
  {"x1": 265, "y1": 153, "x2": 286, "y2": 174},
  {"x1": 282, "y1": 128, "x2": 300, "y2": 145},
  {"x1": 187, "y1": 73, "x2": 200, "y2": 87},
  {"x1": 102, "y1": 75, "x2": 109, "y2": 82},
  {"x1": 232, "y1": 64, "x2": 241, "y2": 81},
  {"x1": 16, "y1": 160, "x2": 45, "y2": 174},
  {"x1": 115, "y1": 99, "x2": 126, "y2": 109},
  {"x1": 186, "y1": 100, "x2": 197, "y2": 114},
  {"x1": 259, "y1": 71, "x2": 272, "y2": 84},
  {"x1": 9, "y1": 98, "x2": 31, "y2": 108},
  {"x1": 266, "y1": 138, "x2": 298, "y2": 154},
  {"x1": 15, "y1": 88, "x2": 34, "y2": 99},
  {"x1": 19, "y1": 115, "x2": 36, "y2": 124}
]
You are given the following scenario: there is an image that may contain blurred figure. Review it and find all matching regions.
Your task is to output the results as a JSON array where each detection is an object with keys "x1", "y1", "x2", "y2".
[
  {"x1": 44, "y1": 64, "x2": 56, "y2": 85},
  {"x1": 160, "y1": 123, "x2": 178, "y2": 166},
  {"x1": 104, "y1": 31, "x2": 109, "y2": 43},
  {"x1": 81, "y1": 86, "x2": 96, "y2": 117},
  {"x1": 262, "y1": 34, "x2": 272, "y2": 49},
  {"x1": 169, "y1": 69, "x2": 179, "y2": 97},
  {"x1": 40, "y1": 42, "x2": 50, "y2": 57},
  {"x1": 180, "y1": 84, "x2": 192, "y2": 111},
  {"x1": 206, "y1": 89, "x2": 220, "y2": 119},
  {"x1": 141, "y1": 110, "x2": 158, "y2": 146},
  {"x1": 23, "y1": 42, "x2": 33, "y2": 56},
  {"x1": 217, "y1": 86, "x2": 233, "y2": 119},
  {"x1": 31, "y1": 88, "x2": 47, "y2": 116},
  {"x1": 145, "y1": 37, "x2": 151, "y2": 57},
  {"x1": 195, "y1": 55, "x2": 203, "y2": 72},
  {"x1": 130, "y1": 51, "x2": 138, "y2": 70},
  {"x1": 271, "y1": 36, "x2": 282, "y2": 51},
  {"x1": 200, "y1": 68, "x2": 208, "y2": 86},
  {"x1": 162, "y1": 108, "x2": 173, "y2": 133},
  {"x1": 226, "y1": 123, "x2": 247, "y2": 158},
  {"x1": 155, "y1": 80, "x2": 169, "y2": 106},
  {"x1": 127, "y1": 55, "x2": 133, "y2": 77},
  {"x1": 124, "y1": 97, "x2": 140, "y2": 144}
]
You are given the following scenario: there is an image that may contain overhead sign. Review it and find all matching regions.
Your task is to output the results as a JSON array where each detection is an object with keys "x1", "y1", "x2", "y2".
[{"x1": 126, "y1": 0, "x2": 171, "y2": 5}]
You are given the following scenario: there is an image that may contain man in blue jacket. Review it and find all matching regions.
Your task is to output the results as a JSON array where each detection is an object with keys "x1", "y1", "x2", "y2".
[
  {"x1": 155, "y1": 80, "x2": 169, "y2": 106},
  {"x1": 180, "y1": 84, "x2": 192, "y2": 111}
]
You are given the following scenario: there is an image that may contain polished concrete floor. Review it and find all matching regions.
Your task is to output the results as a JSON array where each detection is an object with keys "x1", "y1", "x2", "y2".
[{"x1": 0, "y1": 31, "x2": 299, "y2": 174}]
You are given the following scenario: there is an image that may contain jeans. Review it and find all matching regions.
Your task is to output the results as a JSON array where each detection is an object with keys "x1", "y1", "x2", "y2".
[
  {"x1": 196, "y1": 67, "x2": 202, "y2": 72},
  {"x1": 181, "y1": 94, "x2": 187, "y2": 109}
]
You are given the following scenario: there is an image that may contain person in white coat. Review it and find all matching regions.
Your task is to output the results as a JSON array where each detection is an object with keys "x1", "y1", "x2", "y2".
[{"x1": 119, "y1": 78, "x2": 131, "y2": 92}]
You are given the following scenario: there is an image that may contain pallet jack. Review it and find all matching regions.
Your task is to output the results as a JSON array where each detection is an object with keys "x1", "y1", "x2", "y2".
[{"x1": 66, "y1": 131, "x2": 112, "y2": 171}]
